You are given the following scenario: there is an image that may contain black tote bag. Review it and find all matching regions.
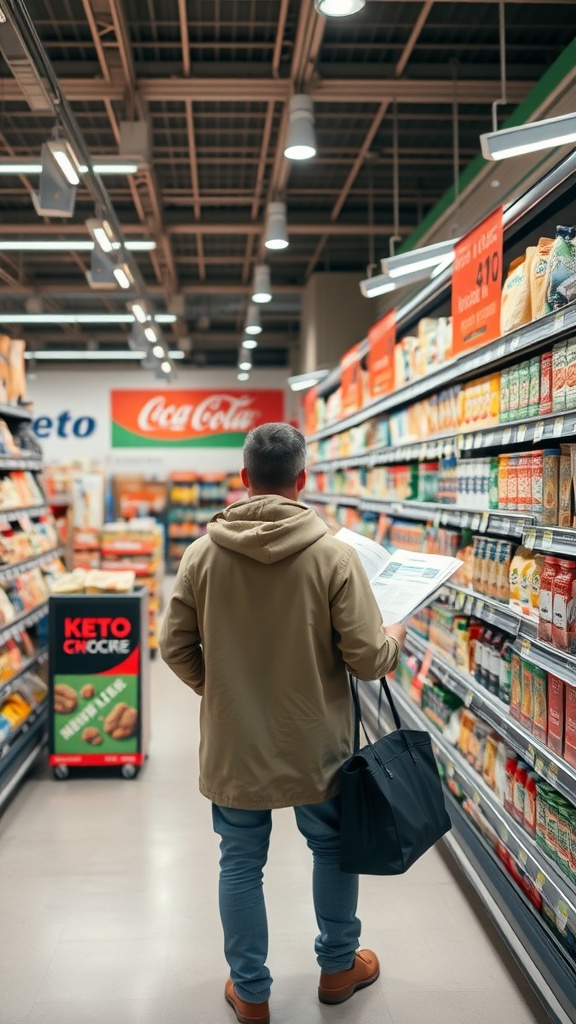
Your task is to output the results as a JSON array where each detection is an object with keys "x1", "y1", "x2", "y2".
[{"x1": 339, "y1": 677, "x2": 451, "y2": 875}]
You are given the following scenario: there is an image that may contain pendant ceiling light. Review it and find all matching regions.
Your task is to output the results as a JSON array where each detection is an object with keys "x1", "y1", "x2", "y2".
[
  {"x1": 284, "y1": 95, "x2": 317, "y2": 161},
  {"x1": 481, "y1": 112, "x2": 576, "y2": 161},
  {"x1": 315, "y1": 0, "x2": 366, "y2": 16},
  {"x1": 242, "y1": 337, "x2": 258, "y2": 350},
  {"x1": 264, "y1": 201, "x2": 289, "y2": 250},
  {"x1": 252, "y1": 264, "x2": 272, "y2": 304},
  {"x1": 244, "y1": 303, "x2": 262, "y2": 335}
]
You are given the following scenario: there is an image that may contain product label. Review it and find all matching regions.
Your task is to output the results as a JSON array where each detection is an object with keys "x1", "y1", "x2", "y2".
[
  {"x1": 111, "y1": 389, "x2": 285, "y2": 447},
  {"x1": 340, "y1": 343, "x2": 364, "y2": 415}
]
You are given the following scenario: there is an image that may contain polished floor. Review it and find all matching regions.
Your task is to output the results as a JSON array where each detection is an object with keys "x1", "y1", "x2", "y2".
[{"x1": 1, "y1": 646, "x2": 551, "y2": 1024}]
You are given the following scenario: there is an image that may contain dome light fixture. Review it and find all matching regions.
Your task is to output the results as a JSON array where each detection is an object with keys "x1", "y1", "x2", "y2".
[
  {"x1": 315, "y1": 0, "x2": 366, "y2": 15},
  {"x1": 244, "y1": 303, "x2": 262, "y2": 335},
  {"x1": 237, "y1": 371, "x2": 250, "y2": 382},
  {"x1": 252, "y1": 264, "x2": 272, "y2": 304},
  {"x1": 264, "y1": 201, "x2": 289, "y2": 250},
  {"x1": 242, "y1": 337, "x2": 258, "y2": 350},
  {"x1": 284, "y1": 95, "x2": 317, "y2": 161}
]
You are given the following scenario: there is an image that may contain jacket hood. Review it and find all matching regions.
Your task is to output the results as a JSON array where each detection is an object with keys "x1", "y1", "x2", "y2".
[{"x1": 208, "y1": 495, "x2": 327, "y2": 564}]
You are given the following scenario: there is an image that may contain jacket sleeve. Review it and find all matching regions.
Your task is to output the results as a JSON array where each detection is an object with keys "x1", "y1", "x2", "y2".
[
  {"x1": 329, "y1": 547, "x2": 401, "y2": 681},
  {"x1": 159, "y1": 555, "x2": 205, "y2": 695}
]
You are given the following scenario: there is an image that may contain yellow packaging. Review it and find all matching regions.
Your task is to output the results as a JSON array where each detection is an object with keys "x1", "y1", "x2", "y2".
[
  {"x1": 509, "y1": 546, "x2": 529, "y2": 611},
  {"x1": 501, "y1": 250, "x2": 534, "y2": 335},
  {"x1": 559, "y1": 445, "x2": 573, "y2": 527},
  {"x1": 530, "y1": 238, "x2": 554, "y2": 319}
]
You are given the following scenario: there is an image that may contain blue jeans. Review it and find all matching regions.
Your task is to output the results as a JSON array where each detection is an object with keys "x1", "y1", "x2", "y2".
[{"x1": 212, "y1": 796, "x2": 360, "y2": 1003}]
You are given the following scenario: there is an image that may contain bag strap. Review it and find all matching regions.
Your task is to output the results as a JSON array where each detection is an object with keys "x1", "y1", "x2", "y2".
[{"x1": 349, "y1": 674, "x2": 402, "y2": 746}]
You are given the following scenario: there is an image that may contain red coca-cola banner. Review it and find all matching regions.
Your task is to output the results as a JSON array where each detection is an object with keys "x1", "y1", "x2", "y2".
[{"x1": 111, "y1": 389, "x2": 285, "y2": 447}]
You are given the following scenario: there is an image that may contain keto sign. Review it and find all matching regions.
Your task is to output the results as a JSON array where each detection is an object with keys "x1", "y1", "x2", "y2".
[
  {"x1": 33, "y1": 410, "x2": 96, "y2": 439},
  {"x1": 62, "y1": 616, "x2": 132, "y2": 655}
]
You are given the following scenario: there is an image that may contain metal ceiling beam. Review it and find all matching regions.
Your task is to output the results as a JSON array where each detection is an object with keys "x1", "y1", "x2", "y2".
[
  {"x1": 178, "y1": 0, "x2": 191, "y2": 78},
  {"x1": 0, "y1": 282, "x2": 303, "y2": 296},
  {"x1": 0, "y1": 76, "x2": 530, "y2": 105},
  {"x1": 0, "y1": 222, "x2": 413, "y2": 237}
]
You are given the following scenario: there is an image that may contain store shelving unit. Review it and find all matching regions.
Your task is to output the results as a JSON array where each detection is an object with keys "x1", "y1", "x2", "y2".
[
  {"x1": 0, "y1": 405, "x2": 55, "y2": 805},
  {"x1": 100, "y1": 522, "x2": 164, "y2": 653},
  {"x1": 304, "y1": 151, "x2": 576, "y2": 1019},
  {"x1": 167, "y1": 472, "x2": 229, "y2": 573}
]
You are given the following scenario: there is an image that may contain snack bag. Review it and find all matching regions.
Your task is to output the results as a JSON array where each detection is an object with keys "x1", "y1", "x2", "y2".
[
  {"x1": 501, "y1": 250, "x2": 533, "y2": 335},
  {"x1": 545, "y1": 226, "x2": 576, "y2": 313},
  {"x1": 529, "y1": 238, "x2": 553, "y2": 320}
]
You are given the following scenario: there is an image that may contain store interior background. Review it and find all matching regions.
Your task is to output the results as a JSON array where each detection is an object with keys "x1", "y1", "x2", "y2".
[{"x1": 1, "y1": 3, "x2": 576, "y2": 1023}]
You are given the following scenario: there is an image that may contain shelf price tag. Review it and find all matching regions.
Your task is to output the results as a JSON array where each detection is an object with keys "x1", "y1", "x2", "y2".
[
  {"x1": 465, "y1": 689, "x2": 474, "y2": 708},
  {"x1": 473, "y1": 790, "x2": 481, "y2": 805},
  {"x1": 480, "y1": 512, "x2": 489, "y2": 534},
  {"x1": 542, "y1": 530, "x2": 554, "y2": 550},
  {"x1": 553, "y1": 416, "x2": 565, "y2": 438},
  {"x1": 535, "y1": 871, "x2": 546, "y2": 893},
  {"x1": 502, "y1": 428, "x2": 512, "y2": 446},
  {"x1": 524, "y1": 529, "x2": 536, "y2": 550},
  {"x1": 535, "y1": 756, "x2": 545, "y2": 775},
  {"x1": 485, "y1": 432, "x2": 495, "y2": 448},
  {"x1": 464, "y1": 434, "x2": 473, "y2": 450},
  {"x1": 556, "y1": 901, "x2": 569, "y2": 931},
  {"x1": 460, "y1": 512, "x2": 470, "y2": 528},
  {"x1": 471, "y1": 514, "x2": 481, "y2": 531},
  {"x1": 521, "y1": 639, "x2": 531, "y2": 658},
  {"x1": 518, "y1": 848, "x2": 528, "y2": 866},
  {"x1": 499, "y1": 824, "x2": 508, "y2": 842},
  {"x1": 473, "y1": 434, "x2": 483, "y2": 449},
  {"x1": 517, "y1": 424, "x2": 527, "y2": 443},
  {"x1": 455, "y1": 591, "x2": 466, "y2": 611},
  {"x1": 510, "y1": 336, "x2": 520, "y2": 351},
  {"x1": 465, "y1": 595, "x2": 474, "y2": 615},
  {"x1": 534, "y1": 421, "x2": 545, "y2": 443},
  {"x1": 554, "y1": 312, "x2": 565, "y2": 331},
  {"x1": 500, "y1": 518, "x2": 511, "y2": 535},
  {"x1": 433, "y1": 511, "x2": 441, "y2": 529},
  {"x1": 546, "y1": 763, "x2": 559, "y2": 786},
  {"x1": 447, "y1": 761, "x2": 455, "y2": 778},
  {"x1": 526, "y1": 744, "x2": 535, "y2": 766},
  {"x1": 475, "y1": 599, "x2": 485, "y2": 618}
]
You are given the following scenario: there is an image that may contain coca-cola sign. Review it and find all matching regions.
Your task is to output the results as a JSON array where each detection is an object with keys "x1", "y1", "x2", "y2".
[{"x1": 111, "y1": 389, "x2": 285, "y2": 447}]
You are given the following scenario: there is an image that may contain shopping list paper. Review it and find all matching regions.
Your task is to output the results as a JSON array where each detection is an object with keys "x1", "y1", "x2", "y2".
[{"x1": 335, "y1": 527, "x2": 461, "y2": 625}]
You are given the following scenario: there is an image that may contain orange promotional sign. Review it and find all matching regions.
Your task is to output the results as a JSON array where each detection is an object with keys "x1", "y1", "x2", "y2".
[
  {"x1": 303, "y1": 386, "x2": 318, "y2": 435},
  {"x1": 340, "y1": 343, "x2": 364, "y2": 416},
  {"x1": 111, "y1": 389, "x2": 284, "y2": 447},
  {"x1": 368, "y1": 310, "x2": 396, "y2": 399},
  {"x1": 452, "y1": 206, "x2": 503, "y2": 356}
]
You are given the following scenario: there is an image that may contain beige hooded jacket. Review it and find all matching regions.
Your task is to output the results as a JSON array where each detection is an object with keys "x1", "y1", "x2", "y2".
[{"x1": 159, "y1": 495, "x2": 400, "y2": 810}]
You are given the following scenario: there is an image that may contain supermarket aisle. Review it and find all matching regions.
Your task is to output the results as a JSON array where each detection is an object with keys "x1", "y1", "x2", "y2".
[{"x1": 0, "y1": 647, "x2": 551, "y2": 1024}]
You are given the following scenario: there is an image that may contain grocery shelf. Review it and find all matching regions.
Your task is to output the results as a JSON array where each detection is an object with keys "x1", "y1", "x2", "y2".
[
  {"x1": 0, "y1": 702, "x2": 48, "y2": 810},
  {"x1": 306, "y1": 493, "x2": 534, "y2": 539},
  {"x1": 405, "y1": 630, "x2": 576, "y2": 806},
  {"x1": 445, "y1": 796, "x2": 576, "y2": 1024},
  {"x1": 523, "y1": 526, "x2": 576, "y2": 558},
  {"x1": 0, "y1": 457, "x2": 43, "y2": 473},
  {"x1": 0, "y1": 404, "x2": 33, "y2": 423},
  {"x1": 0, "y1": 547, "x2": 62, "y2": 586},
  {"x1": 0, "y1": 647, "x2": 48, "y2": 706},
  {"x1": 384, "y1": 683, "x2": 576, "y2": 937},
  {"x1": 307, "y1": 307, "x2": 576, "y2": 444},
  {"x1": 0, "y1": 602, "x2": 48, "y2": 647},
  {"x1": 512, "y1": 636, "x2": 576, "y2": 691},
  {"x1": 0, "y1": 504, "x2": 50, "y2": 523},
  {"x1": 443, "y1": 582, "x2": 524, "y2": 636},
  {"x1": 309, "y1": 409, "x2": 576, "y2": 475}
]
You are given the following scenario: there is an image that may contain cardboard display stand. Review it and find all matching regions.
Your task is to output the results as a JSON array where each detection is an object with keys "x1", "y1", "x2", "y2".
[{"x1": 48, "y1": 588, "x2": 150, "y2": 778}]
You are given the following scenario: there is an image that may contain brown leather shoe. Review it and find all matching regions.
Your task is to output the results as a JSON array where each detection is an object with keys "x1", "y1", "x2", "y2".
[
  {"x1": 318, "y1": 949, "x2": 380, "y2": 1004},
  {"x1": 225, "y1": 979, "x2": 270, "y2": 1024}
]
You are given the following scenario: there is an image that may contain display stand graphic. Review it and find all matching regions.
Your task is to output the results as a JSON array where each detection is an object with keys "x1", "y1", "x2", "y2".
[{"x1": 48, "y1": 589, "x2": 149, "y2": 779}]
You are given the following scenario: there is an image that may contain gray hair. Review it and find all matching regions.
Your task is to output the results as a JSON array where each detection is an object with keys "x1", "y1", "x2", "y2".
[{"x1": 243, "y1": 423, "x2": 306, "y2": 489}]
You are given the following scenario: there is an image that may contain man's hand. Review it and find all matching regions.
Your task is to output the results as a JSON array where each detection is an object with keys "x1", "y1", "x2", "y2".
[{"x1": 384, "y1": 622, "x2": 407, "y2": 650}]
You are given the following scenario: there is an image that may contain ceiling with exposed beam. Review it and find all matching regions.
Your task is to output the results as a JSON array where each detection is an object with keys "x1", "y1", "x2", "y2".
[{"x1": 0, "y1": 0, "x2": 574, "y2": 370}]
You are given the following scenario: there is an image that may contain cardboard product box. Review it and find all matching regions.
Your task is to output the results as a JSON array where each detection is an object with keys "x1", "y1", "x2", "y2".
[
  {"x1": 547, "y1": 674, "x2": 565, "y2": 756},
  {"x1": 564, "y1": 683, "x2": 576, "y2": 768}
]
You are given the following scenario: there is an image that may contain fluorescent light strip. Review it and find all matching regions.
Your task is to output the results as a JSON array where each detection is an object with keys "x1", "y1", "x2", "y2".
[
  {"x1": 480, "y1": 111, "x2": 576, "y2": 161},
  {"x1": 383, "y1": 238, "x2": 458, "y2": 278},
  {"x1": 25, "y1": 350, "x2": 185, "y2": 361},
  {"x1": 0, "y1": 240, "x2": 156, "y2": 251},
  {"x1": 0, "y1": 313, "x2": 177, "y2": 324},
  {"x1": 0, "y1": 162, "x2": 138, "y2": 175}
]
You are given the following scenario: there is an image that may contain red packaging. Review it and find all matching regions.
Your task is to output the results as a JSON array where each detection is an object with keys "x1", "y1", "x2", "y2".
[
  {"x1": 540, "y1": 350, "x2": 553, "y2": 415},
  {"x1": 504, "y1": 755, "x2": 517, "y2": 815},
  {"x1": 547, "y1": 675, "x2": 565, "y2": 755},
  {"x1": 538, "y1": 556, "x2": 560, "y2": 644},
  {"x1": 551, "y1": 559, "x2": 576, "y2": 651},
  {"x1": 524, "y1": 772, "x2": 538, "y2": 837},
  {"x1": 564, "y1": 684, "x2": 576, "y2": 768}
]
